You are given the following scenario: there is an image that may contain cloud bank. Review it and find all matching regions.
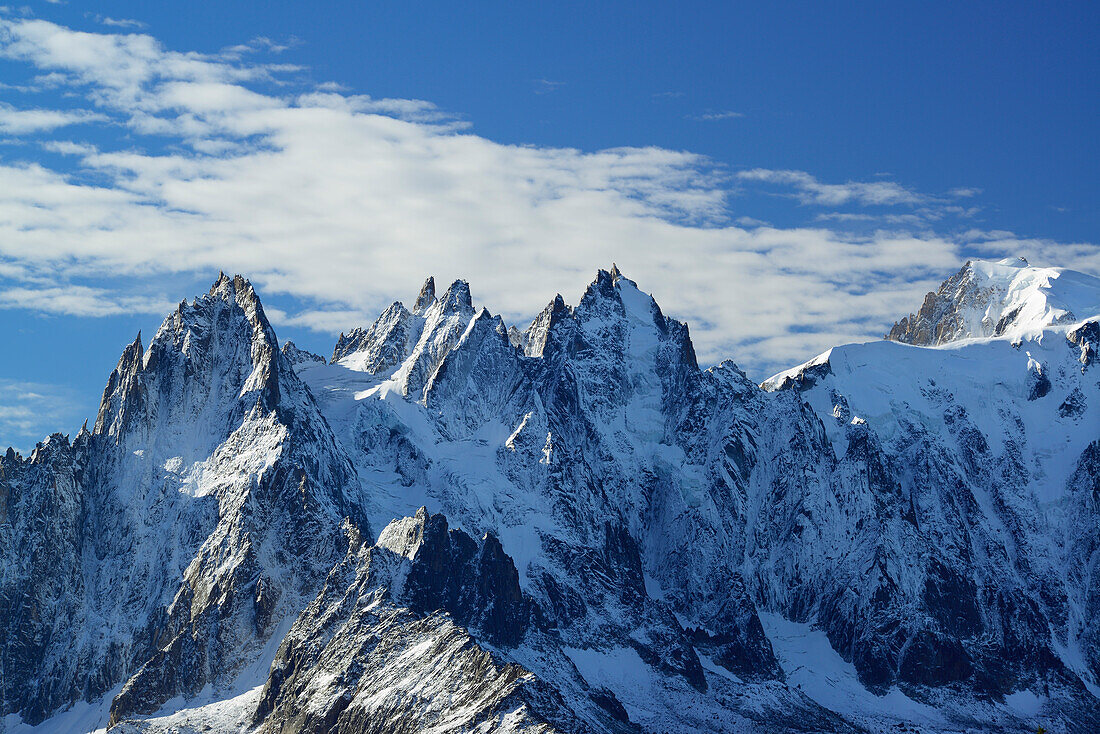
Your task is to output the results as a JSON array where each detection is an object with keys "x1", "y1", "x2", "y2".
[{"x1": 0, "y1": 17, "x2": 1096, "y2": 377}]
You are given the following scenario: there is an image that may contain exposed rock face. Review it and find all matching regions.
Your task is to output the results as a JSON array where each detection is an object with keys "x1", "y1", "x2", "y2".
[
  {"x1": 294, "y1": 267, "x2": 969, "y2": 730},
  {"x1": 252, "y1": 510, "x2": 623, "y2": 734},
  {"x1": 332, "y1": 302, "x2": 418, "y2": 369},
  {"x1": 1067, "y1": 320, "x2": 1098, "y2": 368},
  {"x1": 1065, "y1": 441, "x2": 1100, "y2": 681},
  {"x1": 329, "y1": 275, "x2": 440, "y2": 367},
  {"x1": 397, "y1": 279, "x2": 477, "y2": 400},
  {"x1": 373, "y1": 508, "x2": 536, "y2": 647},
  {"x1": 0, "y1": 432, "x2": 89, "y2": 724},
  {"x1": 281, "y1": 340, "x2": 326, "y2": 366},
  {"x1": 413, "y1": 275, "x2": 437, "y2": 315}
]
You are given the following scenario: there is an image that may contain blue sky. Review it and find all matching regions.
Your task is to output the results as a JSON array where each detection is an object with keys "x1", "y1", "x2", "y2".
[{"x1": 0, "y1": 1, "x2": 1097, "y2": 452}]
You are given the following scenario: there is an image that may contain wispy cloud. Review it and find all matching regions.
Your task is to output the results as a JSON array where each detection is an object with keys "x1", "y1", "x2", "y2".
[
  {"x1": 686, "y1": 110, "x2": 744, "y2": 121},
  {"x1": 87, "y1": 14, "x2": 146, "y2": 29},
  {"x1": 737, "y1": 169, "x2": 991, "y2": 217},
  {"x1": 737, "y1": 168, "x2": 925, "y2": 206},
  {"x1": 0, "y1": 103, "x2": 106, "y2": 133},
  {"x1": 0, "y1": 18, "x2": 1094, "y2": 379},
  {"x1": 0, "y1": 285, "x2": 175, "y2": 316},
  {"x1": 532, "y1": 79, "x2": 565, "y2": 95},
  {"x1": 221, "y1": 35, "x2": 300, "y2": 58},
  {"x1": 265, "y1": 305, "x2": 376, "y2": 333}
]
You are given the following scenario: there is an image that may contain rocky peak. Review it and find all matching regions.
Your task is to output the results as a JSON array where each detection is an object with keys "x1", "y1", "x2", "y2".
[
  {"x1": 577, "y1": 265, "x2": 662, "y2": 330},
  {"x1": 250, "y1": 511, "x2": 594, "y2": 734},
  {"x1": 886, "y1": 257, "x2": 1100, "y2": 346},
  {"x1": 331, "y1": 279, "x2": 448, "y2": 369},
  {"x1": 93, "y1": 331, "x2": 145, "y2": 439},
  {"x1": 331, "y1": 329, "x2": 361, "y2": 363},
  {"x1": 583, "y1": 266, "x2": 620, "y2": 304},
  {"x1": 91, "y1": 274, "x2": 363, "y2": 724},
  {"x1": 422, "y1": 308, "x2": 524, "y2": 430},
  {"x1": 392, "y1": 280, "x2": 478, "y2": 398},
  {"x1": 208, "y1": 271, "x2": 266, "y2": 318},
  {"x1": 373, "y1": 509, "x2": 534, "y2": 647},
  {"x1": 507, "y1": 324, "x2": 527, "y2": 349},
  {"x1": 331, "y1": 301, "x2": 417, "y2": 370},
  {"x1": 525, "y1": 293, "x2": 574, "y2": 358},
  {"x1": 413, "y1": 275, "x2": 436, "y2": 315},
  {"x1": 438, "y1": 278, "x2": 473, "y2": 314},
  {"x1": 579, "y1": 265, "x2": 697, "y2": 369},
  {"x1": 27, "y1": 432, "x2": 72, "y2": 465},
  {"x1": 281, "y1": 340, "x2": 325, "y2": 366},
  {"x1": 376, "y1": 505, "x2": 435, "y2": 559},
  {"x1": 93, "y1": 273, "x2": 288, "y2": 450}
]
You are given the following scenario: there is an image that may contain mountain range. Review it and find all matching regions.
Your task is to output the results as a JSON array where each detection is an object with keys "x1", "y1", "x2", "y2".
[{"x1": 1, "y1": 257, "x2": 1098, "y2": 733}]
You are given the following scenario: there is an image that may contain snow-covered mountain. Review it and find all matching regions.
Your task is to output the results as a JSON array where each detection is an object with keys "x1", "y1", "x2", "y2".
[
  {"x1": 885, "y1": 256, "x2": 1100, "y2": 345},
  {"x1": 1, "y1": 260, "x2": 1098, "y2": 733},
  {"x1": 1, "y1": 274, "x2": 364, "y2": 729}
]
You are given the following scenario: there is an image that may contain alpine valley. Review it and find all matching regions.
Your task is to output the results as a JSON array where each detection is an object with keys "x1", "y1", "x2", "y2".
[{"x1": 1, "y1": 257, "x2": 1098, "y2": 734}]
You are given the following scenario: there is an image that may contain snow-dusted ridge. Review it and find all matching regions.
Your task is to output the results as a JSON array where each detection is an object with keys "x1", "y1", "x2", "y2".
[{"x1": 2, "y1": 261, "x2": 1099, "y2": 733}]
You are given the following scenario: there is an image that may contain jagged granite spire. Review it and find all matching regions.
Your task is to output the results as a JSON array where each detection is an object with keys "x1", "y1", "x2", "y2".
[
  {"x1": 331, "y1": 302, "x2": 418, "y2": 370},
  {"x1": 413, "y1": 275, "x2": 436, "y2": 315},
  {"x1": 93, "y1": 331, "x2": 144, "y2": 439},
  {"x1": 281, "y1": 340, "x2": 326, "y2": 366},
  {"x1": 524, "y1": 293, "x2": 572, "y2": 358},
  {"x1": 95, "y1": 273, "x2": 284, "y2": 445},
  {"x1": 100, "y1": 272, "x2": 363, "y2": 723},
  {"x1": 251, "y1": 509, "x2": 629, "y2": 734},
  {"x1": 0, "y1": 272, "x2": 367, "y2": 728},
  {"x1": 438, "y1": 278, "x2": 473, "y2": 313}
]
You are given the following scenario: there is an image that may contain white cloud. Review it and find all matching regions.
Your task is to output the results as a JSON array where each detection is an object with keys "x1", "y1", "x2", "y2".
[
  {"x1": 0, "y1": 18, "x2": 1095, "y2": 379},
  {"x1": 265, "y1": 306, "x2": 376, "y2": 334},
  {"x1": 737, "y1": 168, "x2": 925, "y2": 206},
  {"x1": 40, "y1": 139, "x2": 96, "y2": 155},
  {"x1": 532, "y1": 79, "x2": 565, "y2": 94},
  {"x1": 220, "y1": 36, "x2": 297, "y2": 57},
  {"x1": 91, "y1": 15, "x2": 147, "y2": 30},
  {"x1": 687, "y1": 110, "x2": 744, "y2": 121},
  {"x1": 0, "y1": 284, "x2": 175, "y2": 316},
  {"x1": 0, "y1": 102, "x2": 106, "y2": 132}
]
